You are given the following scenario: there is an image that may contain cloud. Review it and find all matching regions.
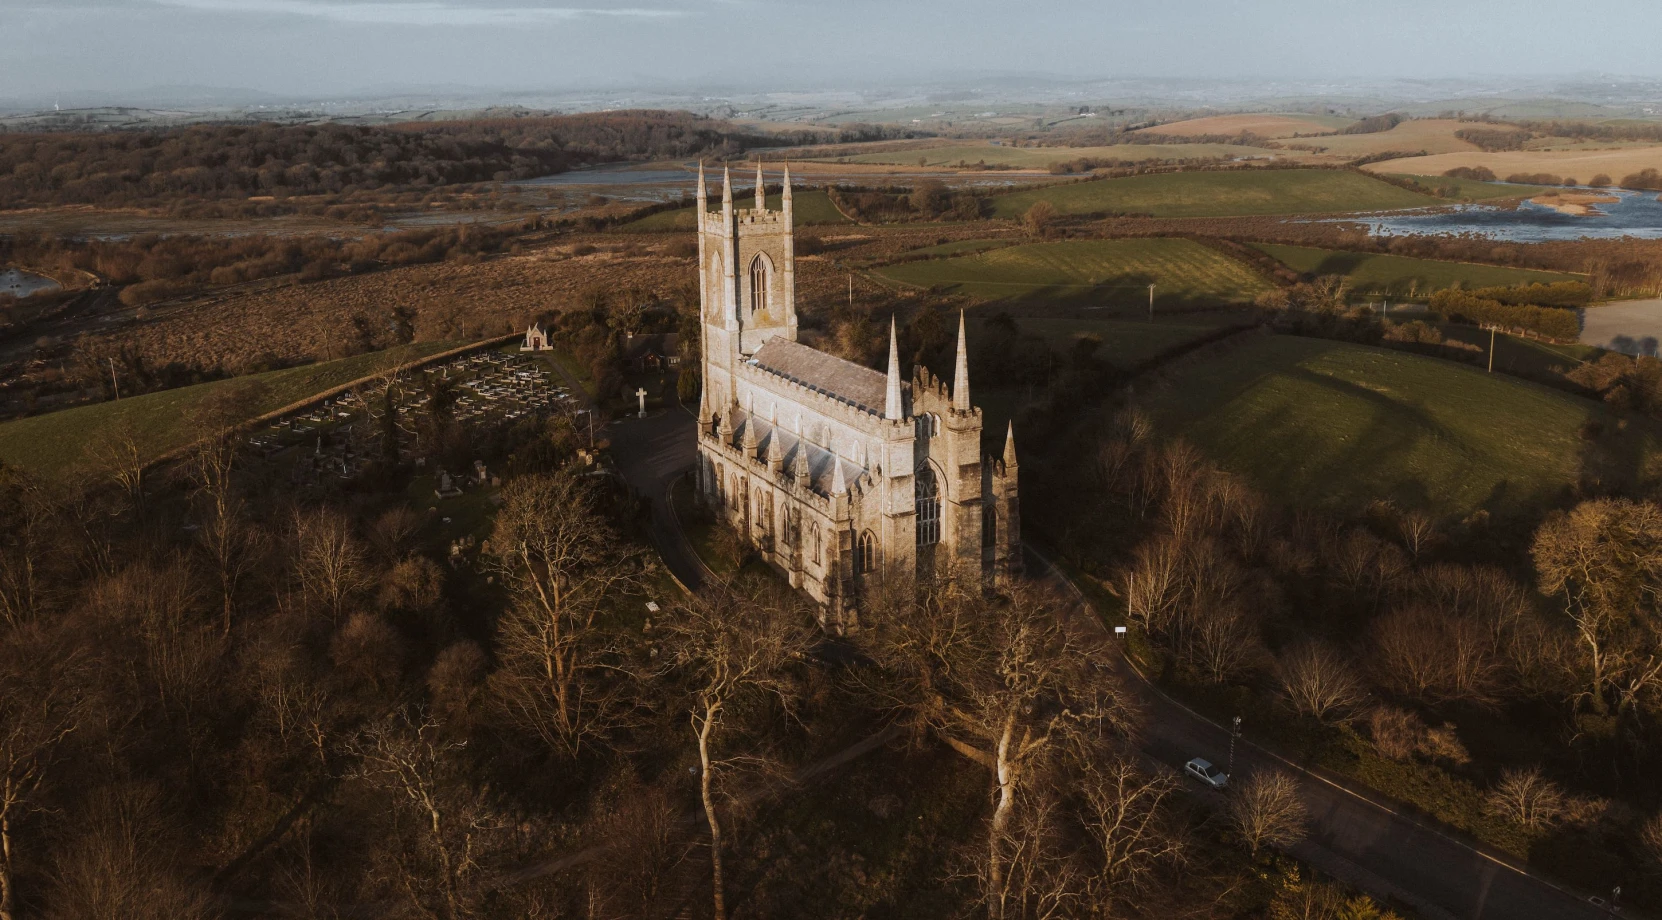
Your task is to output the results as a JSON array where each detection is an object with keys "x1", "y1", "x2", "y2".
[{"x1": 144, "y1": 0, "x2": 689, "y2": 25}]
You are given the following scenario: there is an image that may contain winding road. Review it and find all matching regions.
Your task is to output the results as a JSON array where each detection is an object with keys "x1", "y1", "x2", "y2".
[{"x1": 611, "y1": 409, "x2": 1618, "y2": 920}]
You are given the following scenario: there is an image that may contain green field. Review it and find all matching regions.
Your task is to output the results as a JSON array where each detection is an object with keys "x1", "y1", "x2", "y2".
[
  {"x1": 1144, "y1": 335, "x2": 1632, "y2": 517},
  {"x1": 0, "y1": 341, "x2": 458, "y2": 478},
  {"x1": 902, "y1": 238, "x2": 1018, "y2": 258},
  {"x1": 1002, "y1": 317, "x2": 1234, "y2": 370},
  {"x1": 823, "y1": 143, "x2": 1282, "y2": 169},
  {"x1": 623, "y1": 189, "x2": 850, "y2": 232},
  {"x1": 1252, "y1": 243, "x2": 1582, "y2": 295},
  {"x1": 989, "y1": 169, "x2": 1441, "y2": 219},
  {"x1": 876, "y1": 238, "x2": 1273, "y2": 308}
]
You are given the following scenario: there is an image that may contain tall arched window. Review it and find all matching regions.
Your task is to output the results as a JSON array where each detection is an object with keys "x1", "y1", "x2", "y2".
[
  {"x1": 812, "y1": 523, "x2": 822, "y2": 565},
  {"x1": 983, "y1": 504, "x2": 997, "y2": 548},
  {"x1": 749, "y1": 254, "x2": 771, "y2": 316},
  {"x1": 916, "y1": 465, "x2": 941, "y2": 548},
  {"x1": 857, "y1": 531, "x2": 876, "y2": 575}
]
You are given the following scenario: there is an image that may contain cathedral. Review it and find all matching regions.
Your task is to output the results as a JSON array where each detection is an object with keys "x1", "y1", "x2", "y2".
[{"x1": 692, "y1": 162, "x2": 1020, "y2": 626}]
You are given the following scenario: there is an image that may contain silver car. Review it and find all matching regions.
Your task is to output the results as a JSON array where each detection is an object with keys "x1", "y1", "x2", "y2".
[{"x1": 1184, "y1": 757, "x2": 1229, "y2": 789}]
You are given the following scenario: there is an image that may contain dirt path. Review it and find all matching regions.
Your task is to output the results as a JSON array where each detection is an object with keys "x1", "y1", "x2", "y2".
[{"x1": 1581, "y1": 298, "x2": 1662, "y2": 354}]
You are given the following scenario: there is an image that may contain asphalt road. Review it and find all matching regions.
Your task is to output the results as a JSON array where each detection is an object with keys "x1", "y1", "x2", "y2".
[
  {"x1": 606, "y1": 403, "x2": 707, "y2": 591},
  {"x1": 611, "y1": 411, "x2": 1616, "y2": 920}
]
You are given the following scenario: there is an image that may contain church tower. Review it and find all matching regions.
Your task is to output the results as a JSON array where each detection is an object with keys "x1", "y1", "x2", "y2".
[{"x1": 697, "y1": 162, "x2": 798, "y2": 413}]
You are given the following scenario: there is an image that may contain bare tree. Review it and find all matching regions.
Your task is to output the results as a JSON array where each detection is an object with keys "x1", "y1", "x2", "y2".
[
  {"x1": 485, "y1": 472, "x2": 648, "y2": 758},
  {"x1": 1396, "y1": 509, "x2": 1440, "y2": 561},
  {"x1": 0, "y1": 471, "x2": 58, "y2": 630},
  {"x1": 1276, "y1": 641, "x2": 1365, "y2": 723},
  {"x1": 89, "y1": 422, "x2": 147, "y2": 513},
  {"x1": 1533, "y1": 499, "x2": 1662, "y2": 715},
  {"x1": 1184, "y1": 601, "x2": 1261, "y2": 685},
  {"x1": 1023, "y1": 200, "x2": 1056, "y2": 239},
  {"x1": 1372, "y1": 604, "x2": 1497, "y2": 704},
  {"x1": 0, "y1": 639, "x2": 83, "y2": 920},
  {"x1": 660, "y1": 580, "x2": 812, "y2": 920},
  {"x1": 583, "y1": 784, "x2": 695, "y2": 920},
  {"x1": 187, "y1": 435, "x2": 265, "y2": 635},
  {"x1": 1485, "y1": 767, "x2": 1565, "y2": 829},
  {"x1": 1226, "y1": 770, "x2": 1308, "y2": 858},
  {"x1": 1078, "y1": 757, "x2": 1185, "y2": 904},
  {"x1": 352, "y1": 713, "x2": 501, "y2": 920},
  {"x1": 865, "y1": 578, "x2": 1136, "y2": 920},
  {"x1": 292, "y1": 508, "x2": 370, "y2": 623}
]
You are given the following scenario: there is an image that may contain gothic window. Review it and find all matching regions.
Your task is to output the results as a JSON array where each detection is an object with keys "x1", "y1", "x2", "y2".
[
  {"x1": 812, "y1": 523, "x2": 822, "y2": 565},
  {"x1": 983, "y1": 504, "x2": 997, "y2": 548},
  {"x1": 857, "y1": 531, "x2": 876, "y2": 575},
  {"x1": 749, "y1": 254, "x2": 771, "y2": 316},
  {"x1": 916, "y1": 465, "x2": 941, "y2": 548}
]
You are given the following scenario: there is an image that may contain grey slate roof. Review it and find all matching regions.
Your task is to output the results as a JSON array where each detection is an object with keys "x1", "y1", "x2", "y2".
[
  {"x1": 728, "y1": 409, "x2": 865, "y2": 497},
  {"x1": 750, "y1": 338, "x2": 889, "y2": 416}
]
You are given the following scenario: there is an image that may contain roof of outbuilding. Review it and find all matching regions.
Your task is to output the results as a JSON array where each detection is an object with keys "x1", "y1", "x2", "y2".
[{"x1": 750, "y1": 338, "x2": 889, "y2": 416}]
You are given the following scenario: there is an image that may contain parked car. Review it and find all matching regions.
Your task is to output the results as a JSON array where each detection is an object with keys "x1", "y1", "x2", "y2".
[{"x1": 1184, "y1": 757, "x2": 1229, "y2": 789}]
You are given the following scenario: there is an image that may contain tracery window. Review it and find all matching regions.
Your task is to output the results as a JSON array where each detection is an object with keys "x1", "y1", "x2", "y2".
[
  {"x1": 857, "y1": 531, "x2": 876, "y2": 575},
  {"x1": 749, "y1": 254, "x2": 771, "y2": 316},
  {"x1": 916, "y1": 465, "x2": 941, "y2": 548}
]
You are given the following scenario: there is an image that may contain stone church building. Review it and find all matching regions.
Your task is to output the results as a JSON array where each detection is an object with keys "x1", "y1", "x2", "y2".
[{"x1": 693, "y1": 163, "x2": 1020, "y2": 625}]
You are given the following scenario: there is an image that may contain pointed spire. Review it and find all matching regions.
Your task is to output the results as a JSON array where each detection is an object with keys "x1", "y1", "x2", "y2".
[
  {"x1": 697, "y1": 376, "x2": 711, "y2": 426},
  {"x1": 782, "y1": 161, "x2": 793, "y2": 209},
  {"x1": 831, "y1": 457, "x2": 847, "y2": 494},
  {"x1": 884, "y1": 316, "x2": 903, "y2": 421},
  {"x1": 952, "y1": 309, "x2": 971, "y2": 412},
  {"x1": 696, "y1": 161, "x2": 706, "y2": 213},
  {"x1": 1003, "y1": 421, "x2": 1018, "y2": 469},
  {"x1": 766, "y1": 431, "x2": 783, "y2": 471},
  {"x1": 793, "y1": 440, "x2": 809, "y2": 480},
  {"x1": 755, "y1": 160, "x2": 766, "y2": 211},
  {"x1": 721, "y1": 164, "x2": 733, "y2": 220}
]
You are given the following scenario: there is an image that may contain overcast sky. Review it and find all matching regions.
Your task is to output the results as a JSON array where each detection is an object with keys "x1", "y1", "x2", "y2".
[{"x1": 6, "y1": 0, "x2": 1662, "y2": 100}]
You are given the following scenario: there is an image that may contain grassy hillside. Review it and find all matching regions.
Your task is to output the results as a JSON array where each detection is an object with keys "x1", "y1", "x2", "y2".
[
  {"x1": 0, "y1": 341, "x2": 457, "y2": 477},
  {"x1": 1144, "y1": 335, "x2": 1632, "y2": 518},
  {"x1": 876, "y1": 238, "x2": 1273, "y2": 308},
  {"x1": 1006, "y1": 317, "x2": 1235, "y2": 369},
  {"x1": 989, "y1": 169, "x2": 1440, "y2": 219},
  {"x1": 1252, "y1": 243, "x2": 1582, "y2": 295},
  {"x1": 623, "y1": 189, "x2": 850, "y2": 232}
]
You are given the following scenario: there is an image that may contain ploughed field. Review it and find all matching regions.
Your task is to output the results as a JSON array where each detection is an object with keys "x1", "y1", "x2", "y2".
[
  {"x1": 989, "y1": 168, "x2": 1441, "y2": 219},
  {"x1": 1143, "y1": 334, "x2": 1649, "y2": 518},
  {"x1": 876, "y1": 237, "x2": 1273, "y2": 308},
  {"x1": 1252, "y1": 243, "x2": 1584, "y2": 295}
]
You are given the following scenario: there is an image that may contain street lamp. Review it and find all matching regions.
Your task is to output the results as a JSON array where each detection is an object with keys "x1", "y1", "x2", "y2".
[{"x1": 1228, "y1": 715, "x2": 1243, "y2": 776}]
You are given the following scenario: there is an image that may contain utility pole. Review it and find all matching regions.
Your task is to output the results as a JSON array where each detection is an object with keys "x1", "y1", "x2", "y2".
[
  {"x1": 1228, "y1": 715, "x2": 1242, "y2": 776},
  {"x1": 109, "y1": 357, "x2": 120, "y2": 401},
  {"x1": 848, "y1": 273, "x2": 853, "y2": 310},
  {"x1": 1148, "y1": 283, "x2": 1155, "y2": 323},
  {"x1": 1488, "y1": 327, "x2": 1496, "y2": 373}
]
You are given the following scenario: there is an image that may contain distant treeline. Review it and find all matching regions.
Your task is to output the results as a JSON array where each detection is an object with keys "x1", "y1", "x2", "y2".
[
  {"x1": 1338, "y1": 113, "x2": 1404, "y2": 135},
  {"x1": 0, "y1": 110, "x2": 825, "y2": 210},
  {"x1": 1, "y1": 224, "x2": 516, "y2": 308}
]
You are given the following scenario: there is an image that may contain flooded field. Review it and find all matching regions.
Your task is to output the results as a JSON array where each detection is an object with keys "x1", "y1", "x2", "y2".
[
  {"x1": 1354, "y1": 187, "x2": 1662, "y2": 241},
  {"x1": 0, "y1": 268, "x2": 61, "y2": 298}
]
